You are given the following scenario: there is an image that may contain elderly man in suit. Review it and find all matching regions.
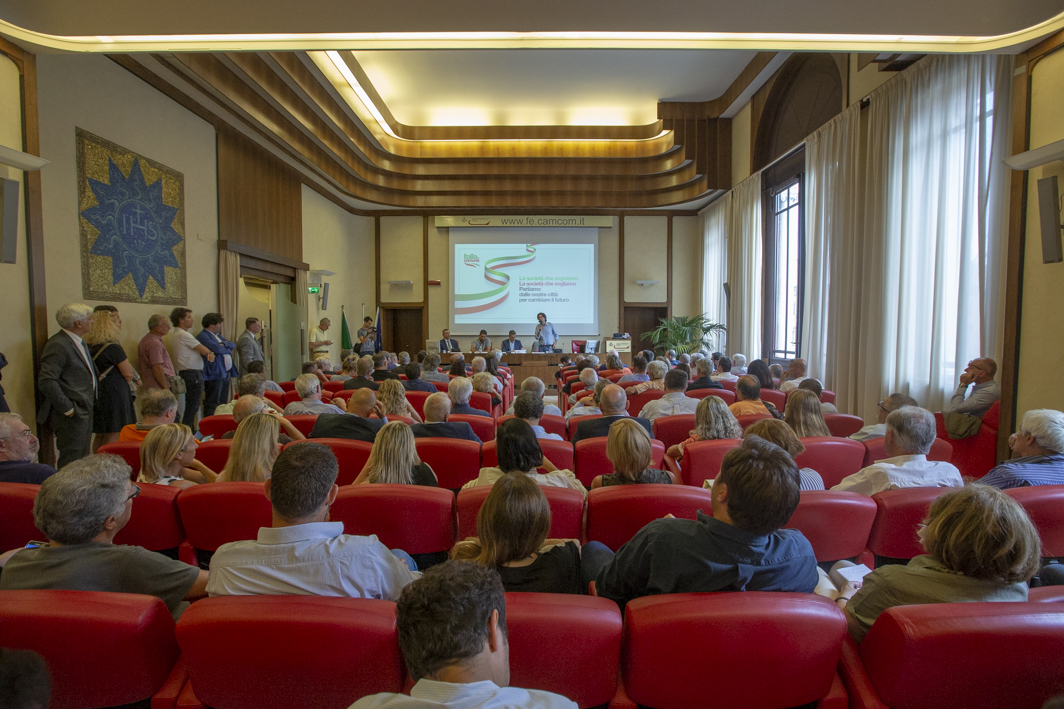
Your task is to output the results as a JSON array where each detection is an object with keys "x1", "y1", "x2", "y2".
[
  {"x1": 37, "y1": 303, "x2": 98, "y2": 468},
  {"x1": 236, "y1": 317, "x2": 265, "y2": 376},
  {"x1": 500, "y1": 330, "x2": 523, "y2": 353},
  {"x1": 438, "y1": 328, "x2": 460, "y2": 354}
]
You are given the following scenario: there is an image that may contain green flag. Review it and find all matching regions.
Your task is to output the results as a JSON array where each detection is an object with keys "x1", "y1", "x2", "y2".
[{"x1": 340, "y1": 306, "x2": 353, "y2": 352}]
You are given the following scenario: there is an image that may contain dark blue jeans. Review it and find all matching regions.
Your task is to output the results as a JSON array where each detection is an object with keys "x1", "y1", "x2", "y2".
[
  {"x1": 179, "y1": 370, "x2": 204, "y2": 430},
  {"x1": 581, "y1": 540, "x2": 616, "y2": 592}
]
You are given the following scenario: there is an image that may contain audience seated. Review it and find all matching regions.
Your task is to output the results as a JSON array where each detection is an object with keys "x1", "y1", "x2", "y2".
[
  {"x1": 949, "y1": 357, "x2": 1001, "y2": 418},
  {"x1": 638, "y1": 369, "x2": 698, "y2": 421},
  {"x1": 410, "y1": 393, "x2": 481, "y2": 443},
  {"x1": 353, "y1": 422, "x2": 438, "y2": 487},
  {"x1": 778, "y1": 358, "x2": 809, "y2": 392},
  {"x1": 448, "y1": 359, "x2": 469, "y2": 378},
  {"x1": 617, "y1": 355, "x2": 649, "y2": 384},
  {"x1": 729, "y1": 375, "x2": 776, "y2": 417},
  {"x1": 245, "y1": 360, "x2": 283, "y2": 392},
  {"x1": 568, "y1": 367, "x2": 599, "y2": 405},
  {"x1": 981, "y1": 409, "x2": 1064, "y2": 489},
  {"x1": 666, "y1": 395, "x2": 742, "y2": 462},
  {"x1": 849, "y1": 393, "x2": 918, "y2": 441},
  {"x1": 600, "y1": 352, "x2": 631, "y2": 378},
  {"x1": 783, "y1": 390, "x2": 831, "y2": 438},
  {"x1": 711, "y1": 356, "x2": 739, "y2": 383},
  {"x1": 139, "y1": 424, "x2": 217, "y2": 489},
  {"x1": 687, "y1": 356, "x2": 724, "y2": 392},
  {"x1": 561, "y1": 358, "x2": 594, "y2": 396},
  {"x1": 472, "y1": 372, "x2": 503, "y2": 410},
  {"x1": 330, "y1": 356, "x2": 356, "y2": 383},
  {"x1": 462, "y1": 418, "x2": 584, "y2": 496},
  {"x1": 218, "y1": 414, "x2": 281, "y2": 482},
  {"x1": 832, "y1": 406, "x2": 962, "y2": 495},
  {"x1": 343, "y1": 356, "x2": 380, "y2": 391},
  {"x1": 504, "y1": 377, "x2": 561, "y2": 417},
  {"x1": 0, "y1": 413, "x2": 56, "y2": 483},
  {"x1": 625, "y1": 360, "x2": 668, "y2": 396},
  {"x1": 308, "y1": 390, "x2": 388, "y2": 443},
  {"x1": 769, "y1": 363, "x2": 784, "y2": 380},
  {"x1": 570, "y1": 384, "x2": 652, "y2": 444},
  {"x1": 731, "y1": 353, "x2": 748, "y2": 375},
  {"x1": 452, "y1": 474, "x2": 582, "y2": 594},
  {"x1": 283, "y1": 374, "x2": 345, "y2": 416},
  {"x1": 586, "y1": 436, "x2": 818, "y2": 609},
  {"x1": 402, "y1": 363, "x2": 437, "y2": 393},
  {"x1": 118, "y1": 389, "x2": 178, "y2": 443},
  {"x1": 747, "y1": 359, "x2": 776, "y2": 391},
  {"x1": 739, "y1": 418, "x2": 825, "y2": 491},
  {"x1": 797, "y1": 378, "x2": 837, "y2": 414},
  {"x1": 483, "y1": 354, "x2": 508, "y2": 391},
  {"x1": 421, "y1": 353, "x2": 448, "y2": 383},
  {"x1": 301, "y1": 360, "x2": 328, "y2": 386},
  {"x1": 838, "y1": 484, "x2": 1041, "y2": 642},
  {"x1": 371, "y1": 352, "x2": 401, "y2": 382},
  {"x1": 514, "y1": 392, "x2": 562, "y2": 440},
  {"x1": 222, "y1": 397, "x2": 303, "y2": 443},
  {"x1": 448, "y1": 377, "x2": 490, "y2": 418},
  {"x1": 207, "y1": 442, "x2": 419, "y2": 598},
  {"x1": 377, "y1": 380, "x2": 424, "y2": 423},
  {"x1": 590, "y1": 418, "x2": 673, "y2": 489},
  {"x1": 0, "y1": 453, "x2": 207, "y2": 619},
  {"x1": 213, "y1": 374, "x2": 280, "y2": 417},
  {"x1": 566, "y1": 380, "x2": 609, "y2": 421},
  {"x1": 351, "y1": 561, "x2": 578, "y2": 709}
]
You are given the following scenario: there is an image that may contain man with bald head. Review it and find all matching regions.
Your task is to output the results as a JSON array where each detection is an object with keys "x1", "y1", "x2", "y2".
[
  {"x1": 778, "y1": 358, "x2": 809, "y2": 392},
  {"x1": 220, "y1": 396, "x2": 305, "y2": 444},
  {"x1": 409, "y1": 392, "x2": 481, "y2": 442},
  {"x1": 850, "y1": 393, "x2": 918, "y2": 442},
  {"x1": 949, "y1": 357, "x2": 1000, "y2": 418},
  {"x1": 570, "y1": 384, "x2": 653, "y2": 444},
  {"x1": 307, "y1": 389, "x2": 388, "y2": 443}
]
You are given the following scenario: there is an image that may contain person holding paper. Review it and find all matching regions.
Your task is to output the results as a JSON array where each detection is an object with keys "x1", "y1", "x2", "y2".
[{"x1": 534, "y1": 312, "x2": 558, "y2": 352}]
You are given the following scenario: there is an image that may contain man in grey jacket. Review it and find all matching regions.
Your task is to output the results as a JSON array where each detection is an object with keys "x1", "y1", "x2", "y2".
[
  {"x1": 37, "y1": 303, "x2": 98, "y2": 468},
  {"x1": 236, "y1": 317, "x2": 265, "y2": 376}
]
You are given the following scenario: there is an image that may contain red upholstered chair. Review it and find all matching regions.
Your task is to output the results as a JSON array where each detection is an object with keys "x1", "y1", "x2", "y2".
[
  {"x1": 720, "y1": 379, "x2": 737, "y2": 392},
  {"x1": 0, "y1": 483, "x2": 42, "y2": 550},
  {"x1": 623, "y1": 593, "x2": 848, "y2": 709},
  {"x1": 586, "y1": 485, "x2": 714, "y2": 551},
  {"x1": 414, "y1": 438, "x2": 482, "y2": 489},
  {"x1": 481, "y1": 438, "x2": 574, "y2": 474},
  {"x1": 198, "y1": 414, "x2": 238, "y2": 438},
  {"x1": 688, "y1": 388, "x2": 736, "y2": 406},
  {"x1": 278, "y1": 380, "x2": 296, "y2": 391},
  {"x1": 653, "y1": 415, "x2": 696, "y2": 449},
  {"x1": 457, "y1": 485, "x2": 585, "y2": 541},
  {"x1": 449, "y1": 413, "x2": 497, "y2": 442},
  {"x1": 331, "y1": 484, "x2": 456, "y2": 555},
  {"x1": 432, "y1": 380, "x2": 450, "y2": 392},
  {"x1": 761, "y1": 389, "x2": 787, "y2": 410},
  {"x1": 861, "y1": 436, "x2": 953, "y2": 467},
  {"x1": 193, "y1": 438, "x2": 232, "y2": 473},
  {"x1": 627, "y1": 389, "x2": 665, "y2": 416},
  {"x1": 795, "y1": 437, "x2": 867, "y2": 489},
  {"x1": 292, "y1": 438, "x2": 373, "y2": 485},
  {"x1": 98, "y1": 441, "x2": 142, "y2": 479},
  {"x1": 573, "y1": 437, "x2": 665, "y2": 488},
  {"x1": 0, "y1": 590, "x2": 183, "y2": 709},
  {"x1": 330, "y1": 389, "x2": 355, "y2": 403},
  {"x1": 736, "y1": 413, "x2": 773, "y2": 430},
  {"x1": 372, "y1": 414, "x2": 413, "y2": 425},
  {"x1": 176, "y1": 482, "x2": 272, "y2": 553},
  {"x1": 285, "y1": 415, "x2": 319, "y2": 437},
  {"x1": 497, "y1": 414, "x2": 566, "y2": 439},
  {"x1": 567, "y1": 413, "x2": 603, "y2": 440},
  {"x1": 822, "y1": 389, "x2": 837, "y2": 404},
  {"x1": 1005, "y1": 485, "x2": 1064, "y2": 558},
  {"x1": 470, "y1": 391, "x2": 501, "y2": 417},
  {"x1": 783, "y1": 491, "x2": 877, "y2": 565},
  {"x1": 322, "y1": 380, "x2": 344, "y2": 393},
  {"x1": 823, "y1": 414, "x2": 865, "y2": 438},
  {"x1": 933, "y1": 399, "x2": 1001, "y2": 478},
  {"x1": 506, "y1": 593, "x2": 624, "y2": 708},
  {"x1": 113, "y1": 483, "x2": 187, "y2": 553},
  {"x1": 571, "y1": 339, "x2": 587, "y2": 353},
  {"x1": 263, "y1": 390, "x2": 285, "y2": 407},
  {"x1": 176, "y1": 596, "x2": 405, "y2": 709},
  {"x1": 607, "y1": 372, "x2": 625, "y2": 383},
  {"x1": 404, "y1": 390, "x2": 432, "y2": 419},
  {"x1": 674, "y1": 438, "x2": 741, "y2": 487},
  {"x1": 866, "y1": 487, "x2": 953, "y2": 563},
  {"x1": 839, "y1": 603, "x2": 1064, "y2": 709},
  {"x1": 1030, "y1": 586, "x2": 1064, "y2": 603},
  {"x1": 282, "y1": 389, "x2": 303, "y2": 407}
]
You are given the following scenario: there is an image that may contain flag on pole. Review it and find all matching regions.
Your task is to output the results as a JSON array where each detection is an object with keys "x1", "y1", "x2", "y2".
[
  {"x1": 374, "y1": 307, "x2": 383, "y2": 353},
  {"x1": 340, "y1": 306, "x2": 353, "y2": 354}
]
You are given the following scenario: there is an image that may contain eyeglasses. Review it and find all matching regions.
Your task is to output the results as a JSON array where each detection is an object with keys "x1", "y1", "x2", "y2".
[
  {"x1": 126, "y1": 484, "x2": 141, "y2": 502},
  {"x1": 878, "y1": 401, "x2": 889, "y2": 414},
  {"x1": 966, "y1": 360, "x2": 988, "y2": 373}
]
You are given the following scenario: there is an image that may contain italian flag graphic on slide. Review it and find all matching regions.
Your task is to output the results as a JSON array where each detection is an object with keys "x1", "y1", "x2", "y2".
[{"x1": 454, "y1": 244, "x2": 537, "y2": 315}]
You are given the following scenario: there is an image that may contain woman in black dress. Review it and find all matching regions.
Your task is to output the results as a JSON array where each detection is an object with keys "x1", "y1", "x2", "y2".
[
  {"x1": 84, "y1": 306, "x2": 138, "y2": 452},
  {"x1": 352, "y1": 421, "x2": 437, "y2": 486}
]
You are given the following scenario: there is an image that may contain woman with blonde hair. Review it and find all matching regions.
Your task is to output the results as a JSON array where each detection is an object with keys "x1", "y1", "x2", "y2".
[
  {"x1": 741, "y1": 419, "x2": 825, "y2": 491},
  {"x1": 139, "y1": 423, "x2": 217, "y2": 489},
  {"x1": 666, "y1": 395, "x2": 743, "y2": 462},
  {"x1": 84, "y1": 306, "x2": 139, "y2": 451},
  {"x1": 451, "y1": 473, "x2": 582, "y2": 594},
  {"x1": 376, "y1": 379, "x2": 423, "y2": 423},
  {"x1": 838, "y1": 483, "x2": 1042, "y2": 642},
  {"x1": 591, "y1": 418, "x2": 674, "y2": 488},
  {"x1": 472, "y1": 372, "x2": 502, "y2": 409},
  {"x1": 784, "y1": 389, "x2": 831, "y2": 438},
  {"x1": 353, "y1": 421, "x2": 437, "y2": 486},
  {"x1": 219, "y1": 413, "x2": 281, "y2": 482}
]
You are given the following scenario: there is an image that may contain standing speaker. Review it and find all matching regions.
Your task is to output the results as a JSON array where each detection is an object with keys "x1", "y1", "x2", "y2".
[
  {"x1": 1, "y1": 177, "x2": 18, "y2": 264},
  {"x1": 1037, "y1": 175, "x2": 1063, "y2": 264}
]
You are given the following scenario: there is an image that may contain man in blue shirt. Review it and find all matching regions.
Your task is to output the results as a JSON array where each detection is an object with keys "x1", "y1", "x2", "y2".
[
  {"x1": 534, "y1": 312, "x2": 558, "y2": 352},
  {"x1": 981, "y1": 409, "x2": 1064, "y2": 489}
]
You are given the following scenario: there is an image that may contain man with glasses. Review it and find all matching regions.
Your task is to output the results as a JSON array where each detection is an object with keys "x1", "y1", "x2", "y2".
[
  {"x1": 849, "y1": 393, "x2": 918, "y2": 442},
  {"x1": 0, "y1": 413, "x2": 55, "y2": 483},
  {"x1": 949, "y1": 358, "x2": 1001, "y2": 418}
]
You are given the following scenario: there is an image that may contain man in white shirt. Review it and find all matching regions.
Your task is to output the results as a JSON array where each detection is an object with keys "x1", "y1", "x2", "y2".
[
  {"x1": 514, "y1": 392, "x2": 562, "y2": 440},
  {"x1": 849, "y1": 393, "x2": 918, "y2": 442},
  {"x1": 504, "y1": 377, "x2": 562, "y2": 417},
  {"x1": 309, "y1": 318, "x2": 333, "y2": 362},
  {"x1": 778, "y1": 358, "x2": 809, "y2": 392},
  {"x1": 351, "y1": 561, "x2": 577, "y2": 709},
  {"x1": 168, "y1": 307, "x2": 215, "y2": 430},
  {"x1": 711, "y1": 356, "x2": 740, "y2": 383},
  {"x1": 208, "y1": 443, "x2": 419, "y2": 598},
  {"x1": 639, "y1": 369, "x2": 698, "y2": 421},
  {"x1": 833, "y1": 406, "x2": 962, "y2": 496},
  {"x1": 283, "y1": 374, "x2": 345, "y2": 416},
  {"x1": 948, "y1": 357, "x2": 1001, "y2": 418}
]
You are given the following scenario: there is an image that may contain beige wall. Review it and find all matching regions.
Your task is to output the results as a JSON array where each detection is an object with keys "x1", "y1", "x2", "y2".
[
  {"x1": 671, "y1": 215, "x2": 700, "y2": 317},
  {"x1": 731, "y1": 101, "x2": 753, "y2": 186},
  {"x1": 849, "y1": 54, "x2": 896, "y2": 106},
  {"x1": 1016, "y1": 49, "x2": 1064, "y2": 420},
  {"x1": 36, "y1": 54, "x2": 218, "y2": 375},
  {"x1": 623, "y1": 216, "x2": 669, "y2": 303},
  {"x1": 427, "y1": 221, "x2": 449, "y2": 341},
  {"x1": 379, "y1": 216, "x2": 424, "y2": 303}
]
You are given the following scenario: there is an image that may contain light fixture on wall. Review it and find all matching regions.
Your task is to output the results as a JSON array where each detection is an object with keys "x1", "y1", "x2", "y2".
[
  {"x1": 387, "y1": 280, "x2": 414, "y2": 286},
  {"x1": 635, "y1": 280, "x2": 661, "y2": 286},
  {"x1": 0, "y1": 144, "x2": 49, "y2": 171},
  {"x1": 309, "y1": 268, "x2": 336, "y2": 285}
]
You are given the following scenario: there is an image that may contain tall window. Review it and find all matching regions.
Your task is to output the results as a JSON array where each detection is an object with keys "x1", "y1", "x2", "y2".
[{"x1": 762, "y1": 149, "x2": 805, "y2": 363}]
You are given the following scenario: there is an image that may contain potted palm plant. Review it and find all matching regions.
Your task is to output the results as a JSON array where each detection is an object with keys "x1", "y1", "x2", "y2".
[{"x1": 641, "y1": 314, "x2": 726, "y2": 356}]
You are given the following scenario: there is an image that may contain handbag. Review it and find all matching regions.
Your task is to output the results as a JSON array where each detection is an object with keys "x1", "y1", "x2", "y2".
[{"x1": 168, "y1": 374, "x2": 187, "y2": 395}]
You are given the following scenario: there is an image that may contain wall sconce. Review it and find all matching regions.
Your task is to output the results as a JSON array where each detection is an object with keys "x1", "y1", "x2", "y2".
[
  {"x1": 635, "y1": 280, "x2": 661, "y2": 286},
  {"x1": 387, "y1": 280, "x2": 413, "y2": 286}
]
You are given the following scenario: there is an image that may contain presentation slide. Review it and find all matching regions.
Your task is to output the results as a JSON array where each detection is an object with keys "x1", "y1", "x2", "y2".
[{"x1": 449, "y1": 227, "x2": 597, "y2": 337}]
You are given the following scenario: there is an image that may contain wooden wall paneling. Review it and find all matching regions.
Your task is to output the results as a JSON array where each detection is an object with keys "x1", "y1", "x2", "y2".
[{"x1": 423, "y1": 216, "x2": 429, "y2": 344}]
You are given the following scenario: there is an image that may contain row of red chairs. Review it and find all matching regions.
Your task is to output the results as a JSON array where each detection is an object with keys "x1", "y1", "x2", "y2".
[
  {"x1": 4, "y1": 586, "x2": 1062, "y2": 709},
  {"x1": 263, "y1": 387, "x2": 503, "y2": 419}
]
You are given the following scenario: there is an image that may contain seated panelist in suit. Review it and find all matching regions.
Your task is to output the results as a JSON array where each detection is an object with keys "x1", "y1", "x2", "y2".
[
  {"x1": 409, "y1": 392, "x2": 482, "y2": 443},
  {"x1": 500, "y1": 330, "x2": 523, "y2": 353},
  {"x1": 308, "y1": 389, "x2": 388, "y2": 443},
  {"x1": 438, "y1": 328, "x2": 460, "y2": 354},
  {"x1": 37, "y1": 303, "x2": 98, "y2": 468}
]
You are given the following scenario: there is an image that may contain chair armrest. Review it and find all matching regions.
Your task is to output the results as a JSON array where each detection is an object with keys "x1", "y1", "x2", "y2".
[
  {"x1": 838, "y1": 636, "x2": 888, "y2": 709},
  {"x1": 175, "y1": 680, "x2": 205, "y2": 709},
  {"x1": 816, "y1": 672, "x2": 848, "y2": 709},
  {"x1": 664, "y1": 455, "x2": 682, "y2": 482},
  {"x1": 609, "y1": 667, "x2": 637, "y2": 709},
  {"x1": 588, "y1": 580, "x2": 599, "y2": 596},
  {"x1": 151, "y1": 656, "x2": 188, "y2": 709},
  {"x1": 178, "y1": 541, "x2": 198, "y2": 567}
]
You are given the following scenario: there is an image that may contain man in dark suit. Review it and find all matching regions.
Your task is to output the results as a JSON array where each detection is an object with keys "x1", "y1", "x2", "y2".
[
  {"x1": 402, "y1": 363, "x2": 437, "y2": 393},
  {"x1": 308, "y1": 389, "x2": 387, "y2": 443},
  {"x1": 409, "y1": 392, "x2": 482, "y2": 443},
  {"x1": 571, "y1": 384, "x2": 652, "y2": 444},
  {"x1": 236, "y1": 317, "x2": 265, "y2": 375},
  {"x1": 500, "y1": 330, "x2": 523, "y2": 353},
  {"x1": 37, "y1": 303, "x2": 98, "y2": 468},
  {"x1": 448, "y1": 377, "x2": 491, "y2": 418},
  {"x1": 438, "y1": 328, "x2": 460, "y2": 354},
  {"x1": 370, "y1": 352, "x2": 400, "y2": 382},
  {"x1": 687, "y1": 357, "x2": 724, "y2": 392},
  {"x1": 342, "y1": 356, "x2": 379, "y2": 391}
]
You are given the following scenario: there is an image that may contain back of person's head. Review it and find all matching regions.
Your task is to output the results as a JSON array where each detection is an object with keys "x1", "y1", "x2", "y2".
[
  {"x1": 417, "y1": 350, "x2": 428, "y2": 363},
  {"x1": 631, "y1": 355, "x2": 648, "y2": 373},
  {"x1": 574, "y1": 359, "x2": 593, "y2": 374},
  {"x1": 736, "y1": 375, "x2": 761, "y2": 401},
  {"x1": 696, "y1": 357, "x2": 713, "y2": 376},
  {"x1": 519, "y1": 376, "x2": 545, "y2": 399},
  {"x1": 586, "y1": 355, "x2": 600, "y2": 367},
  {"x1": 34, "y1": 454, "x2": 131, "y2": 544},
  {"x1": 590, "y1": 379, "x2": 610, "y2": 404},
  {"x1": 376, "y1": 379, "x2": 409, "y2": 416},
  {"x1": 679, "y1": 353, "x2": 691, "y2": 365},
  {"x1": 236, "y1": 373, "x2": 268, "y2": 398},
  {"x1": 606, "y1": 353, "x2": 622, "y2": 370},
  {"x1": 269, "y1": 442, "x2": 338, "y2": 520},
  {"x1": 716, "y1": 435, "x2": 800, "y2": 535},
  {"x1": 232, "y1": 395, "x2": 266, "y2": 423},
  {"x1": 1019, "y1": 409, "x2": 1064, "y2": 454},
  {"x1": 882, "y1": 393, "x2": 919, "y2": 412},
  {"x1": 341, "y1": 358, "x2": 358, "y2": 375},
  {"x1": 664, "y1": 369, "x2": 688, "y2": 391},
  {"x1": 449, "y1": 360, "x2": 468, "y2": 377},
  {"x1": 647, "y1": 360, "x2": 668, "y2": 380},
  {"x1": 222, "y1": 413, "x2": 280, "y2": 482},
  {"x1": 138, "y1": 388, "x2": 178, "y2": 420},
  {"x1": 784, "y1": 390, "x2": 831, "y2": 438},
  {"x1": 978, "y1": 357, "x2": 999, "y2": 379},
  {"x1": 301, "y1": 361, "x2": 319, "y2": 375},
  {"x1": 599, "y1": 384, "x2": 627, "y2": 415},
  {"x1": 472, "y1": 372, "x2": 496, "y2": 394},
  {"x1": 579, "y1": 367, "x2": 599, "y2": 388},
  {"x1": 365, "y1": 421, "x2": 420, "y2": 484},
  {"x1": 83, "y1": 308, "x2": 121, "y2": 346},
  {"x1": 744, "y1": 418, "x2": 805, "y2": 459},
  {"x1": 356, "y1": 356, "x2": 374, "y2": 377},
  {"x1": 711, "y1": 352, "x2": 722, "y2": 364},
  {"x1": 675, "y1": 363, "x2": 691, "y2": 378},
  {"x1": 886, "y1": 406, "x2": 936, "y2": 455},
  {"x1": 797, "y1": 378, "x2": 824, "y2": 398},
  {"x1": 471, "y1": 356, "x2": 486, "y2": 373},
  {"x1": 495, "y1": 418, "x2": 543, "y2": 474},
  {"x1": 693, "y1": 395, "x2": 743, "y2": 440},
  {"x1": 201, "y1": 312, "x2": 224, "y2": 329},
  {"x1": 423, "y1": 353, "x2": 441, "y2": 371},
  {"x1": 747, "y1": 359, "x2": 774, "y2": 389},
  {"x1": 922, "y1": 484, "x2": 1041, "y2": 584},
  {"x1": 246, "y1": 360, "x2": 266, "y2": 375},
  {"x1": 769, "y1": 363, "x2": 784, "y2": 379},
  {"x1": 513, "y1": 391, "x2": 544, "y2": 422},
  {"x1": 398, "y1": 352, "x2": 410, "y2": 365},
  {"x1": 372, "y1": 352, "x2": 388, "y2": 369},
  {"x1": 404, "y1": 362, "x2": 422, "y2": 381},
  {"x1": 139, "y1": 423, "x2": 192, "y2": 483},
  {"x1": 448, "y1": 376, "x2": 473, "y2": 405},
  {"x1": 606, "y1": 418, "x2": 652, "y2": 482},
  {"x1": 423, "y1": 392, "x2": 452, "y2": 423},
  {"x1": 788, "y1": 358, "x2": 808, "y2": 376},
  {"x1": 0, "y1": 648, "x2": 51, "y2": 709},
  {"x1": 396, "y1": 561, "x2": 507, "y2": 681},
  {"x1": 732, "y1": 354, "x2": 747, "y2": 369},
  {"x1": 476, "y1": 473, "x2": 550, "y2": 566},
  {"x1": 294, "y1": 373, "x2": 320, "y2": 398},
  {"x1": 642, "y1": 349, "x2": 656, "y2": 363},
  {"x1": 718, "y1": 356, "x2": 733, "y2": 373}
]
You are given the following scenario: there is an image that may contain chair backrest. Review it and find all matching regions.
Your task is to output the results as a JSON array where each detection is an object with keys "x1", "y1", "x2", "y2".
[
  {"x1": 98, "y1": 441, "x2": 142, "y2": 478},
  {"x1": 652, "y1": 414, "x2": 695, "y2": 449},
  {"x1": 506, "y1": 593, "x2": 623, "y2": 708},
  {"x1": 571, "y1": 339, "x2": 587, "y2": 353},
  {"x1": 322, "y1": 380, "x2": 344, "y2": 393},
  {"x1": 782, "y1": 491, "x2": 878, "y2": 563},
  {"x1": 278, "y1": 380, "x2": 296, "y2": 391},
  {"x1": 263, "y1": 390, "x2": 285, "y2": 407},
  {"x1": 678, "y1": 438, "x2": 741, "y2": 487},
  {"x1": 623, "y1": 593, "x2": 847, "y2": 709},
  {"x1": 1005, "y1": 485, "x2": 1064, "y2": 558},
  {"x1": 822, "y1": 413, "x2": 865, "y2": 438},
  {"x1": 291, "y1": 438, "x2": 374, "y2": 485},
  {"x1": 566, "y1": 413, "x2": 603, "y2": 440},
  {"x1": 113, "y1": 483, "x2": 186, "y2": 551},
  {"x1": 761, "y1": 389, "x2": 786, "y2": 409},
  {"x1": 372, "y1": 414, "x2": 413, "y2": 425},
  {"x1": 736, "y1": 413, "x2": 773, "y2": 430},
  {"x1": 481, "y1": 438, "x2": 574, "y2": 474},
  {"x1": 175, "y1": 482, "x2": 272, "y2": 552},
  {"x1": 404, "y1": 390, "x2": 432, "y2": 418},
  {"x1": 573, "y1": 437, "x2": 665, "y2": 487},
  {"x1": 866, "y1": 487, "x2": 953, "y2": 560},
  {"x1": 177, "y1": 596, "x2": 405, "y2": 709},
  {"x1": 687, "y1": 388, "x2": 736, "y2": 406},
  {"x1": 498, "y1": 414, "x2": 566, "y2": 439},
  {"x1": 285, "y1": 415, "x2": 319, "y2": 437},
  {"x1": 331, "y1": 484, "x2": 456, "y2": 555},
  {"x1": 449, "y1": 413, "x2": 496, "y2": 441},
  {"x1": 413, "y1": 438, "x2": 482, "y2": 489},
  {"x1": 456, "y1": 485, "x2": 585, "y2": 541},
  {"x1": 569, "y1": 381, "x2": 587, "y2": 397},
  {"x1": 0, "y1": 483, "x2": 42, "y2": 550},
  {"x1": 607, "y1": 372, "x2": 625, "y2": 382},
  {"x1": 0, "y1": 590, "x2": 180, "y2": 709},
  {"x1": 586, "y1": 485, "x2": 714, "y2": 551},
  {"x1": 933, "y1": 400, "x2": 1000, "y2": 479},
  {"x1": 330, "y1": 389, "x2": 355, "y2": 403},
  {"x1": 821, "y1": 389, "x2": 836, "y2": 404},
  {"x1": 794, "y1": 437, "x2": 867, "y2": 489},
  {"x1": 720, "y1": 379, "x2": 737, "y2": 392},
  {"x1": 432, "y1": 380, "x2": 450, "y2": 392},
  {"x1": 859, "y1": 603, "x2": 1064, "y2": 709},
  {"x1": 626, "y1": 389, "x2": 665, "y2": 415},
  {"x1": 861, "y1": 436, "x2": 954, "y2": 467},
  {"x1": 282, "y1": 389, "x2": 303, "y2": 406},
  {"x1": 469, "y1": 391, "x2": 498, "y2": 417},
  {"x1": 199, "y1": 414, "x2": 239, "y2": 437},
  {"x1": 195, "y1": 438, "x2": 233, "y2": 473}
]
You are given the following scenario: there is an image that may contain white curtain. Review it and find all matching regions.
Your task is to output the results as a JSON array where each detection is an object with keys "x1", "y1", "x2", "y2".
[
  {"x1": 699, "y1": 193, "x2": 730, "y2": 349},
  {"x1": 726, "y1": 174, "x2": 762, "y2": 359},
  {"x1": 218, "y1": 250, "x2": 241, "y2": 341}
]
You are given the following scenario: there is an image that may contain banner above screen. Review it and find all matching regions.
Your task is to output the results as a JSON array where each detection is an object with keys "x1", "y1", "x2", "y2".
[{"x1": 435, "y1": 215, "x2": 613, "y2": 228}]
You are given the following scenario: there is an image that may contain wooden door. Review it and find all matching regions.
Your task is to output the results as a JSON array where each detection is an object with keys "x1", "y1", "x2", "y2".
[
  {"x1": 384, "y1": 308, "x2": 424, "y2": 355},
  {"x1": 623, "y1": 306, "x2": 668, "y2": 357}
]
